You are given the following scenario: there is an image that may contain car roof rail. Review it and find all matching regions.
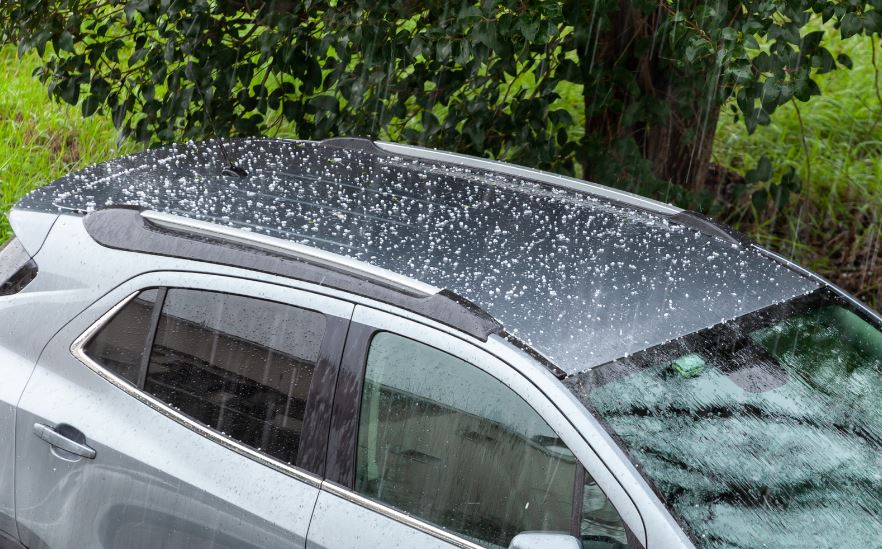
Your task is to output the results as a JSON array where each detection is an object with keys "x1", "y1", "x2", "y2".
[
  {"x1": 82, "y1": 207, "x2": 505, "y2": 341},
  {"x1": 343, "y1": 138, "x2": 750, "y2": 247},
  {"x1": 140, "y1": 210, "x2": 438, "y2": 296},
  {"x1": 364, "y1": 139, "x2": 682, "y2": 216},
  {"x1": 668, "y1": 210, "x2": 752, "y2": 247}
]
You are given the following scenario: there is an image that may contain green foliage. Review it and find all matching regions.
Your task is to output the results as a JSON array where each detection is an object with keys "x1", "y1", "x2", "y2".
[
  {"x1": 0, "y1": 46, "x2": 138, "y2": 242},
  {"x1": 3, "y1": 0, "x2": 882, "y2": 194},
  {"x1": 714, "y1": 28, "x2": 882, "y2": 307}
]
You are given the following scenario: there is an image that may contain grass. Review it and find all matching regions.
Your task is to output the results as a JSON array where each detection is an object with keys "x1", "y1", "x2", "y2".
[
  {"x1": 0, "y1": 46, "x2": 140, "y2": 241},
  {"x1": 713, "y1": 32, "x2": 882, "y2": 308}
]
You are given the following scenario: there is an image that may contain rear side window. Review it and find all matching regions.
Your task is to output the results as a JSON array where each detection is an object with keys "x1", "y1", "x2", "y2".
[
  {"x1": 84, "y1": 289, "x2": 159, "y2": 386},
  {"x1": 355, "y1": 332, "x2": 629, "y2": 548},
  {"x1": 0, "y1": 238, "x2": 38, "y2": 296},
  {"x1": 145, "y1": 289, "x2": 325, "y2": 465},
  {"x1": 84, "y1": 288, "x2": 326, "y2": 466}
]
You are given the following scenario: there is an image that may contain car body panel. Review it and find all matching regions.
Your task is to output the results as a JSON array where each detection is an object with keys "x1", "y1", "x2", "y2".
[
  {"x1": 0, "y1": 303, "x2": 39, "y2": 538},
  {"x1": 15, "y1": 270, "x2": 354, "y2": 549},
  {"x1": 0, "y1": 219, "x2": 103, "y2": 538},
  {"x1": 307, "y1": 487, "x2": 461, "y2": 549},
  {"x1": 7, "y1": 209, "x2": 58, "y2": 257}
]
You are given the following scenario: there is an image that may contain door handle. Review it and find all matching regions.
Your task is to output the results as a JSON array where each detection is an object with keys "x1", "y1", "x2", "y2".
[{"x1": 33, "y1": 423, "x2": 96, "y2": 460}]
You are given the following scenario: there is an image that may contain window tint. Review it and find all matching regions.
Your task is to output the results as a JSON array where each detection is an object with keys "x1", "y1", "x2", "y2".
[
  {"x1": 144, "y1": 289, "x2": 325, "y2": 465},
  {"x1": 355, "y1": 332, "x2": 624, "y2": 548},
  {"x1": 84, "y1": 289, "x2": 158, "y2": 386}
]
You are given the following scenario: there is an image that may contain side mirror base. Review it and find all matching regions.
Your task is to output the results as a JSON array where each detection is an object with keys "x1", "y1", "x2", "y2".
[{"x1": 508, "y1": 531, "x2": 581, "y2": 549}]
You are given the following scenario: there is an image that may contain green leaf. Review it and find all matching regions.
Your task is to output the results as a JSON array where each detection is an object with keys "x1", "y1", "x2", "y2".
[
  {"x1": 548, "y1": 108, "x2": 573, "y2": 126},
  {"x1": 55, "y1": 31, "x2": 75, "y2": 53},
  {"x1": 760, "y1": 78, "x2": 780, "y2": 112},
  {"x1": 82, "y1": 95, "x2": 100, "y2": 117},
  {"x1": 780, "y1": 166, "x2": 802, "y2": 193},
  {"x1": 793, "y1": 77, "x2": 821, "y2": 101},
  {"x1": 746, "y1": 155, "x2": 772, "y2": 184},
  {"x1": 457, "y1": 5, "x2": 481, "y2": 21},
  {"x1": 865, "y1": 10, "x2": 882, "y2": 34},
  {"x1": 56, "y1": 77, "x2": 80, "y2": 106},
  {"x1": 837, "y1": 53, "x2": 853, "y2": 69},
  {"x1": 751, "y1": 189, "x2": 768, "y2": 212},
  {"x1": 112, "y1": 103, "x2": 128, "y2": 130},
  {"x1": 130, "y1": 46, "x2": 149, "y2": 65},
  {"x1": 801, "y1": 30, "x2": 825, "y2": 52},
  {"x1": 141, "y1": 82, "x2": 155, "y2": 103},
  {"x1": 91, "y1": 78, "x2": 111, "y2": 102},
  {"x1": 309, "y1": 95, "x2": 339, "y2": 113},
  {"x1": 753, "y1": 52, "x2": 774, "y2": 72},
  {"x1": 517, "y1": 18, "x2": 540, "y2": 42},
  {"x1": 813, "y1": 48, "x2": 836, "y2": 73},
  {"x1": 29, "y1": 29, "x2": 52, "y2": 57},
  {"x1": 436, "y1": 41, "x2": 452, "y2": 62},
  {"x1": 421, "y1": 111, "x2": 439, "y2": 132},
  {"x1": 729, "y1": 65, "x2": 752, "y2": 83},
  {"x1": 840, "y1": 12, "x2": 863, "y2": 39}
]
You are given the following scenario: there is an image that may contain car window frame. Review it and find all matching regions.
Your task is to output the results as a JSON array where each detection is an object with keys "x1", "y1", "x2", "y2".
[
  {"x1": 70, "y1": 271, "x2": 353, "y2": 484},
  {"x1": 323, "y1": 303, "x2": 646, "y2": 548}
]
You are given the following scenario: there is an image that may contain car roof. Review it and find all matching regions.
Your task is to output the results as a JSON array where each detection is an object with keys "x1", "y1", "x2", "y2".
[{"x1": 15, "y1": 137, "x2": 818, "y2": 374}]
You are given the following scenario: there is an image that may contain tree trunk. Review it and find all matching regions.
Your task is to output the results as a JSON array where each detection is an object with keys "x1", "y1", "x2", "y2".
[
  {"x1": 642, "y1": 86, "x2": 722, "y2": 193},
  {"x1": 580, "y1": 1, "x2": 725, "y2": 193}
]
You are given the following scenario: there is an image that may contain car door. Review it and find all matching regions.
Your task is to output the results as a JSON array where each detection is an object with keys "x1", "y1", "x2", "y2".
[
  {"x1": 307, "y1": 305, "x2": 645, "y2": 549},
  {"x1": 0, "y1": 237, "x2": 42, "y2": 544},
  {"x1": 14, "y1": 271, "x2": 352, "y2": 549}
]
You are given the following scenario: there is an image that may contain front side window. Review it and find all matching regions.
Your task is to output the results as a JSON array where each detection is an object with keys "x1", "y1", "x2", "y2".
[
  {"x1": 566, "y1": 288, "x2": 882, "y2": 547},
  {"x1": 355, "y1": 332, "x2": 628, "y2": 548},
  {"x1": 84, "y1": 288, "x2": 326, "y2": 466}
]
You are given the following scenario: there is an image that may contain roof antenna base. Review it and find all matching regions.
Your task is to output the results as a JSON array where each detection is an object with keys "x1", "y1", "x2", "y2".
[
  {"x1": 222, "y1": 165, "x2": 248, "y2": 178},
  {"x1": 216, "y1": 139, "x2": 249, "y2": 178}
]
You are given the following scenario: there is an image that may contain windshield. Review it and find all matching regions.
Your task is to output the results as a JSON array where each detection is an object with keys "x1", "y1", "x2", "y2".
[{"x1": 565, "y1": 288, "x2": 882, "y2": 548}]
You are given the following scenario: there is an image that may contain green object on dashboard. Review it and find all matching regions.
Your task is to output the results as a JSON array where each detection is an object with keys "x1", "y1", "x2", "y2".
[{"x1": 671, "y1": 353, "x2": 706, "y2": 377}]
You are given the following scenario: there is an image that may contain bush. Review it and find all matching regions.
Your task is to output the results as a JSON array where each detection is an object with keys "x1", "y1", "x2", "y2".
[{"x1": 4, "y1": 0, "x2": 882, "y2": 196}]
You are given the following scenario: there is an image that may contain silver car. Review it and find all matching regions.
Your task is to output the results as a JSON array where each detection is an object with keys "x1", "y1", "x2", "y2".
[{"x1": 1, "y1": 137, "x2": 880, "y2": 549}]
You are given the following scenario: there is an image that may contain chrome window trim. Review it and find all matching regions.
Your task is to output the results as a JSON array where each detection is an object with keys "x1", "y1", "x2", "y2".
[
  {"x1": 70, "y1": 290, "x2": 323, "y2": 489},
  {"x1": 320, "y1": 480, "x2": 484, "y2": 549},
  {"x1": 141, "y1": 210, "x2": 440, "y2": 297},
  {"x1": 374, "y1": 141, "x2": 682, "y2": 215}
]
